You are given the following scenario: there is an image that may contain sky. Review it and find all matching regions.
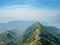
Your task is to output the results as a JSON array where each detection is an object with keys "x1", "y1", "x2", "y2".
[{"x1": 0, "y1": 0, "x2": 60, "y2": 28}]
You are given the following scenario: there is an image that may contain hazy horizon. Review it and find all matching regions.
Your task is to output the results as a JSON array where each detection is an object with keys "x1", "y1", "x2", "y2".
[{"x1": 0, "y1": 0, "x2": 60, "y2": 28}]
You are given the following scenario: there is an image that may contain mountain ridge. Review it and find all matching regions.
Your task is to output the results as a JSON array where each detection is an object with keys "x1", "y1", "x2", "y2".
[
  {"x1": 22, "y1": 22, "x2": 60, "y2": 45},
  {"x1": 0, "y1": 22, "x2": 60, "y2": 45}
]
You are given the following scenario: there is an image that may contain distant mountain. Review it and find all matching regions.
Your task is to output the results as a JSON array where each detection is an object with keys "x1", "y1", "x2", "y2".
[
  {"x1": 0, "y1": 21, "x2": 35, "y2": 33},
  {"x1": 0, "y1": 22, "x2": 60, "y2": 45},
  {"x1": 0, "y1": 20, "x2": 60, "y2": 34},
  {"x1": 47, "y1": 26, "x2": 60, "y2": 34}
]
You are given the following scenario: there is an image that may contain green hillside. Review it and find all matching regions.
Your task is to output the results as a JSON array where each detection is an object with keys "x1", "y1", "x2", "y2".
[
  {"x1": 22, "y1": 22, "x2": 60, "y2": 45},
  {"x1": 0, "y1": 22, "x2": 60, "y2": 45}
]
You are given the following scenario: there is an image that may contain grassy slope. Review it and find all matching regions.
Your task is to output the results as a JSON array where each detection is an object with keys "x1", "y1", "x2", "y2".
[{"x1": 22, "y1": 22, "x2": 60, "y2": 45}]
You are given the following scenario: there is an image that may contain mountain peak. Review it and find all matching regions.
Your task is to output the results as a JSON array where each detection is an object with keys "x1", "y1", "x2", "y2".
[
  {"x1": 34, "y1": 22, "x2": 41, "y2": 25},
  {"x1": 33, "y1": 22, "x2": 43, "y2": 29}
]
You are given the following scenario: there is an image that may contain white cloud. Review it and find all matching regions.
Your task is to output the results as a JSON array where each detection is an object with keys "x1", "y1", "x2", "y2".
[{"x1": 0, "y1": 6, "x2": 60, "y2": 23}]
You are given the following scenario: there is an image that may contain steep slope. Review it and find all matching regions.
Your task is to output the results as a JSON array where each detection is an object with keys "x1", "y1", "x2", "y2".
[
  {"x1": 22, "y1": 22, "x2": 60, "y2": 45},
  {"x1": 0, "y1": 29, "x2": 20, "y2": 45},
  {"x1": 47, "y1": 26, "x2": 60, "y2": 34}
]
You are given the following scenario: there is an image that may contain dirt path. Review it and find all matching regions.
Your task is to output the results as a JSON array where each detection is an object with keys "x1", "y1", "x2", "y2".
[{"x1": 33, "y1": 28, "x2": 40, "y2": 41}]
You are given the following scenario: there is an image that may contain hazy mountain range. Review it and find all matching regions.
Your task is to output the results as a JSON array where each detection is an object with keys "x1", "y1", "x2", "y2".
[
  {"x1": 0, "y1": 20, "x2": 60, "y2": 34},
  {"x1": 0, "y1": 21, "x2": 60, "y2": 45},
  {"x1": 0, "y1": 21, "x2": 36, "y2": 34}
]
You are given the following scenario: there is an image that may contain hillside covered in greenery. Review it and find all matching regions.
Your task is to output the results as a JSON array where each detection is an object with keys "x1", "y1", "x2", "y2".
[{"x1": 0, "y1": 22, "x2": 60, "y2": 45}]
